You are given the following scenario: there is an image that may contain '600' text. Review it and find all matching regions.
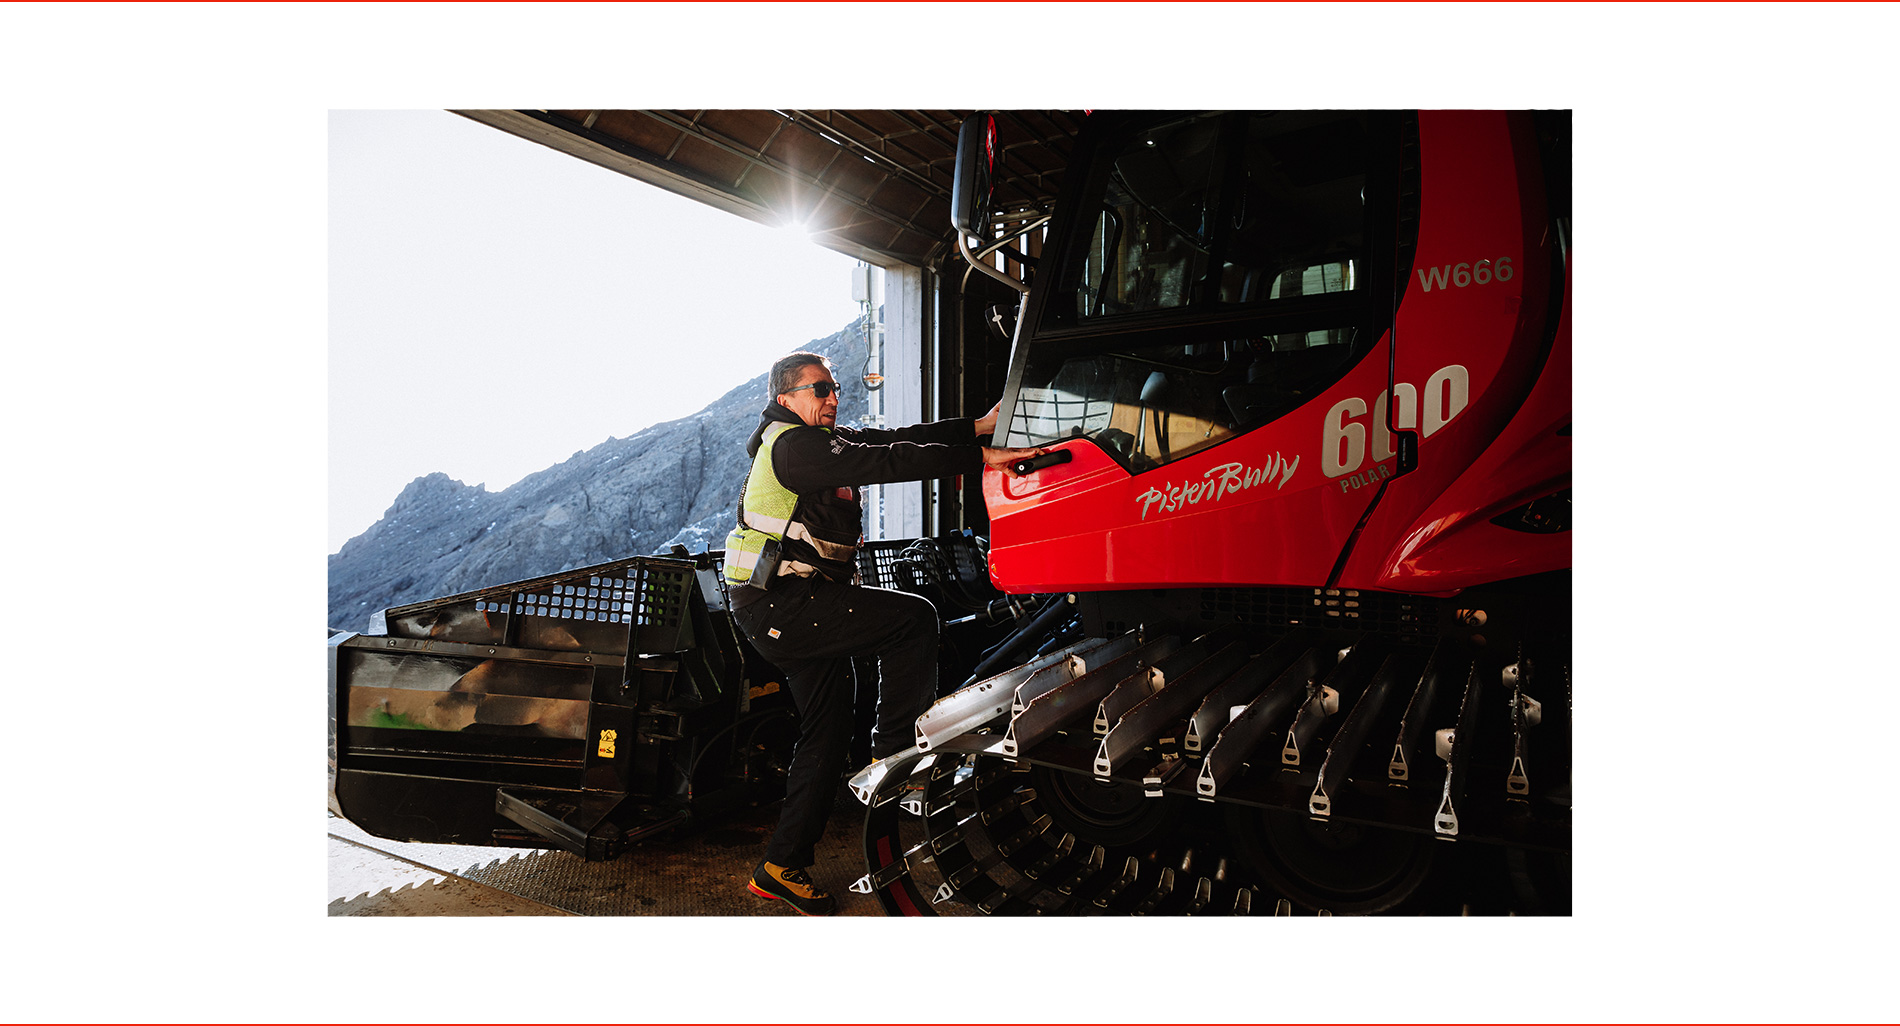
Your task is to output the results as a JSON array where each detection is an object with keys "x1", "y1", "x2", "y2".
[{"x1": 1323, "y1": 365, "x2": 1470, "y2": 480}]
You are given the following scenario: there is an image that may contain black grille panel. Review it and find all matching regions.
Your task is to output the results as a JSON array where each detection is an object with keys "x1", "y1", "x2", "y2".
[{"x1": 1201, "y1": 586, "x2": 1439, "y2": 640}]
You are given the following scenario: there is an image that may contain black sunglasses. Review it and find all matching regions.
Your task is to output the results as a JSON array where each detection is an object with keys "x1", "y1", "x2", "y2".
[{"x1": 783, "y1": 381, "x2": 844, "y2": 399}]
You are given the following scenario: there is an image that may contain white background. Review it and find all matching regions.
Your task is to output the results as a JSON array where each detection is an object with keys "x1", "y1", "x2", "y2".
[{"x1": 3, "y1": 2, "x2": 1895, "y2": 1023}]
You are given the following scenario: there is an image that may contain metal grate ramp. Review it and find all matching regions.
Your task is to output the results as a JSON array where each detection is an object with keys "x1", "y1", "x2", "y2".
[{"x1": 330, "y1": 798, "x2": 975, "y2": 916}]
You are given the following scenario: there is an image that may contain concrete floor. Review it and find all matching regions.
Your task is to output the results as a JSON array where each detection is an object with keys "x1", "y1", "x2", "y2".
[{"x1": 328, "y1": 794, "x2": 908, "y2": 917}]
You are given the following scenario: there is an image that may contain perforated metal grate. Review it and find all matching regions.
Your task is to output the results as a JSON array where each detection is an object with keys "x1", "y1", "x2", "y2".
[
  {"x1": 478, "y1": 571, "x2": 643, "y2": 626},
  {"x1": 855, "y1": 535, "x2": 992, "y2": 594},
  {"x1": 856, "y1": 539, "x2": 930, "y2": 591},
  {"x1": 628, "y1": 561, "x2": 694, "y2": 653},
  {"x1": 377, "y1": 555, "x2": 701, "y2": 653}
]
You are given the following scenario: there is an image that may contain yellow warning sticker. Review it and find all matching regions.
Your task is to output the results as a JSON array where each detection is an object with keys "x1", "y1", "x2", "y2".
[
  {"x1": 597, "y1": 728, "x2": 618, "y2": 758},
  {"x1": 747, "y1": 680, "x2": 782, "y2": 701}
]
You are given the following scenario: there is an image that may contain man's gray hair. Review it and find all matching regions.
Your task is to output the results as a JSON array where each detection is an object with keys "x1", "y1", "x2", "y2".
[{"x1": 769, "y1": 351, "x2": 830, "y2": 399}]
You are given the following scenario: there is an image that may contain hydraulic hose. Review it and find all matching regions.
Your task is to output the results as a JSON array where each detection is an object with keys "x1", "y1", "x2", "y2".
[
  {"x1": 965, "y1": 593, "x2": 1074, "y2": 684},
  {"x1": 949, "y1": 594, "x2": 1038, "y2": 628}
]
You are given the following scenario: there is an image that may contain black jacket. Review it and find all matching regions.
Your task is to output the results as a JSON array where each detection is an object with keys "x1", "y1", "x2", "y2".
[{"x1": 738, "y1": 401, "x2": 983, "y2": 589}]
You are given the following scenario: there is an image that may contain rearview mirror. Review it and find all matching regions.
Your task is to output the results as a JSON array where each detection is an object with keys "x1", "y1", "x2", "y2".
[{"x1": 951, "y1": 113, "x2": 997, "y2": 237}]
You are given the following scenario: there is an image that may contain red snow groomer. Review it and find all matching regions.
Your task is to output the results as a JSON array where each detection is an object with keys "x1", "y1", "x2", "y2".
[{"x1": 850, "y1": 109, "x2": 1570, "y2": 916}]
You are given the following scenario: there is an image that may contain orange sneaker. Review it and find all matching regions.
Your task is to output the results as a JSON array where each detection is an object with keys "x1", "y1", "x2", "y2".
[{"x1": 746, "y1": 860, "x2": 837, "y2": 916}]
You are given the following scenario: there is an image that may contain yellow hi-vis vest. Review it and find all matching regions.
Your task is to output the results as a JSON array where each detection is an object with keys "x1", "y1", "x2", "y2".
[{"x1": 722, "y1": 422, "x2": 800, "y2": 587}]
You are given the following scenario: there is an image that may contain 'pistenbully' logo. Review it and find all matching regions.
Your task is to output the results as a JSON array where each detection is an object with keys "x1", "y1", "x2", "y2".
[{"x1": 1135, "y1": 455, "x2": 1299, "y2": 521}]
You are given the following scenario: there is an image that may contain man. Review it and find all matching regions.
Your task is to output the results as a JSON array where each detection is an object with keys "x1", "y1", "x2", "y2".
[{"x1": 724, "y1": 351, "x2": 1039, "y2": 915}]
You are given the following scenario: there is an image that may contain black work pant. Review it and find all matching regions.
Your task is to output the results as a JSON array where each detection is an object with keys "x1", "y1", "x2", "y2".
[{"x1": 732, "y1": 573, "x2": 938, "y2": 869}]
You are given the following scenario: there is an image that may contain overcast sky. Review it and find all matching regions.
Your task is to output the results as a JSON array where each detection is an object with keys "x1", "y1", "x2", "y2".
[{"x1": 329, "y1": 110, "x2": 865, "y2": 551}]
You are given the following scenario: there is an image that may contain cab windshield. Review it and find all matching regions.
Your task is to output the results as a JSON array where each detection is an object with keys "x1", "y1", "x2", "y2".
[
  {"x1": 1004, "y1": 329, "x2": 1361, "y2": 471},
  {"x1": 1005, "y1": 110, "x2": 1398, "y2": 472}
]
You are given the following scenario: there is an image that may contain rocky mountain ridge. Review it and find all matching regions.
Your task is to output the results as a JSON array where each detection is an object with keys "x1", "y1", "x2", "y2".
[{"x1": 328, "y1": 321, "x2": 872, "y2": 631}]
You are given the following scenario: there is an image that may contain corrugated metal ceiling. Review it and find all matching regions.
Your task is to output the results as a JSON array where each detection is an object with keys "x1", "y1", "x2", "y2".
[{"x1": 454, "y1": 109, "x2": 1084, "y2": 269}]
